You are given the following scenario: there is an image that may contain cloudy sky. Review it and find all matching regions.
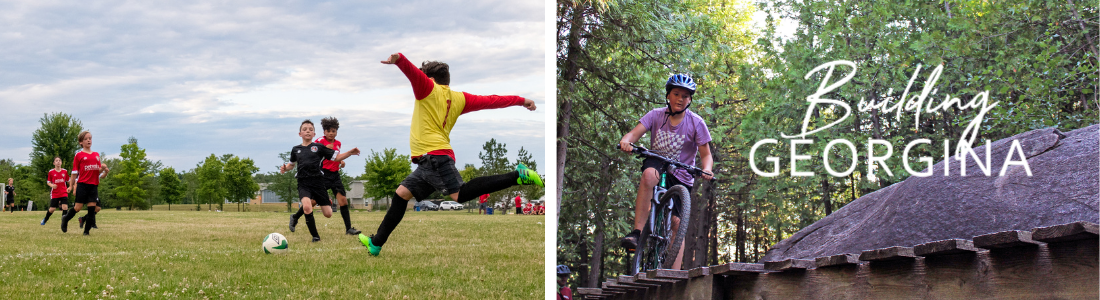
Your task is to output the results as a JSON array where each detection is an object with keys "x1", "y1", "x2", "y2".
[{"x1": 0, "y1": 0, "x2": 546, "y2": 177}]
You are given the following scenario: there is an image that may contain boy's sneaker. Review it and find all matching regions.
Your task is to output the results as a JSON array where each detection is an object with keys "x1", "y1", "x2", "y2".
[
  {"x1": 311, "y1": 236, "x2": 320, "y2": 243},
  {"x1": 515, "y1": 164, "x2": 544, "y2": 187},
  {"x1": 78, "y1": 216, "x2": 85, "y2": 228},
  {"x1": 61, "y1": 219, "x2": 68, "y2": 233},
  {"x1": 289, "y1": 215, "x2": 297, "y2": 233},
  {"x1": 359, "y1": 234, "x2": 382, "y2": 256},
  {"x1": 40, "y1": 219, "x2": 46, "y2": 225},
  {"x1": 620, "y1": 229, "x2": 641, "y2": 253},
  {"x1": 346, "y1": 227, "x2": 362, "y2": 235}
]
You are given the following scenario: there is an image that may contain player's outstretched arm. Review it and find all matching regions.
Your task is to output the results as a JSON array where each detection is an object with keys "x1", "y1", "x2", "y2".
[
  {"x1": 382, "y1": 52, "x2": 433, "y2": 100},
  {"x1": 279, "y1": 163, "x2": 296, "y2": 174},
  {"x1": 333, "y1": 147, "x2": 361, "y2": 162}
]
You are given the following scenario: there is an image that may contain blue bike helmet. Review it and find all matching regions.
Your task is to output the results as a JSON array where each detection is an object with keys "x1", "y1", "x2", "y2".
[
  {"x1": 664, "y1": 74, "x2": 696, "y2": 115},
  {"x1": 556, "y1": 265, "x2": 571, "y2": 275},
  {"x1": 665, "y1": 74, "x2": 696, "y2": 96}
]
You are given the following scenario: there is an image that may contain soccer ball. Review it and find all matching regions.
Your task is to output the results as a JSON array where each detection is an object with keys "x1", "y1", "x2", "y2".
[{"x1": 263, "y1": 233, "x2": 289, "y2": 254}]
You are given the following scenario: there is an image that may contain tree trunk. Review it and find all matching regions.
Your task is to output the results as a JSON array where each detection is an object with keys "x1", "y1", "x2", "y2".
[
  {"x1": 821, "y1": 177, "x2": 832, "y2": 215},
  {"x1": 586, "y1": 159, "x2": 614, "y2": 287}
]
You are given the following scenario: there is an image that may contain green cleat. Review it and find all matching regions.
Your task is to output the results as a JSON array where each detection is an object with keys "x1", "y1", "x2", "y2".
[
  {"x1": 515, "y1": 163, "x2": 544, "y2": 187},
  {"x1": 359, "y1": 234, "x2": 382, "y2": 256}
]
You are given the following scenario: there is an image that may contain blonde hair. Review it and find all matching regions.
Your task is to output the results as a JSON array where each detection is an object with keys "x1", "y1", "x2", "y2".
[{"x1": 77, "y1": 131, "x2": 91, "y2": 144}]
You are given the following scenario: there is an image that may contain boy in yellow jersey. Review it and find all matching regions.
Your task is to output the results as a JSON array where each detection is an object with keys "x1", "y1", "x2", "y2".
[{"x1": 360, "y1": 52, "x2": 543, "y2": 256}]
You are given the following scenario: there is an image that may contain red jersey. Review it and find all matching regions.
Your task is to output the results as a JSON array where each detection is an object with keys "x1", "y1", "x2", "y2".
[
  {"x1": 72, "y1": 151, "x2": 103, "y2": 185},
  {"x1": 514, "y1": 196, "x2": 522, "y2": 208},
  {"x1": 479, "y1": 194, "x2": 488, "y2": 204},
  {"x1": 47, "y1": 168, "x2": 70, "y2": 198},
  {"x1": 314, "y1": 137, "x2": 342, "y2": 172}
]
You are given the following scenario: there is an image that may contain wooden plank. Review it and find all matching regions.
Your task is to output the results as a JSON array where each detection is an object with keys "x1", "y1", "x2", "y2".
[
  {"x1": 859, "y1": 246, "x2": 917, "y2": 261},
  {"x1": 634, "y1": 272, "x2": 677, "y2": 285},
  {"x1": 711, "y1": 262, "x2": 768, "y2": 275},
  {"x1": 1032, "y1": 221, "x2": 1099, "y2": 243},
  {"x1": 647, "y1": 269, "x2": 689, "y2": 280},
  {"x1": 764, "y1": 258, "x2": 815, "y2": 271},
  {"x1": 914, "y1": 239, "x2": 981, "y2": 256},
  {"x1": 615, "y1": 275, "x2": 661, "y2": 288},
  {"x1": 815, "y1": 253, "x2": 862, "y2": 267},
  {"x1": 974, "y1": 230, "x2": 1043, "y2": 249},
  {"x1": 576, "y1": 287, "x2": 603, "y2": 295},
  {"x1": 688, "y1": 266, "x2": 710, "y2": 278}
]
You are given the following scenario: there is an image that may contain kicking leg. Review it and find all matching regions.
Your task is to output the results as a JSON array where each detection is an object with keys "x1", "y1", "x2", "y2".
[{"x1": 363, "y1": 186, "x2": 413, "y2": 255}]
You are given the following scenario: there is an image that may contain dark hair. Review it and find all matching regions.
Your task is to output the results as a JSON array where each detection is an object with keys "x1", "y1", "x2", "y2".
[
  {"x1": 300, "y1": 119, "x2": 314, "y2": 131},
  {"x1": 321, "y1": 117, "x2": 339, "y2": 131},
  {"x1": 77, "y1": 131, "x2": 91, "y2": 143},
  {"x1": 420, "y1": 61, "x2": 450, "y2": 85}
]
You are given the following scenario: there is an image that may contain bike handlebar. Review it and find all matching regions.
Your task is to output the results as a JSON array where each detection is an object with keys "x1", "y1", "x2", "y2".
[{"x1": 617, "y1": 143, "x2": 714, "y2": 180}]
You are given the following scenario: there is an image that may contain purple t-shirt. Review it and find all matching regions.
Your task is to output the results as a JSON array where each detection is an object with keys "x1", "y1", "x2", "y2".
[{"x1": 639, "y1": 107, "x2": 712, "y2": 186}]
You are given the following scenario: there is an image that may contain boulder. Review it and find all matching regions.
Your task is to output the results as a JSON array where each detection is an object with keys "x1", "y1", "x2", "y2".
[{"x1": 761, "y1": 125, "x2": 1099, "y2": 262}]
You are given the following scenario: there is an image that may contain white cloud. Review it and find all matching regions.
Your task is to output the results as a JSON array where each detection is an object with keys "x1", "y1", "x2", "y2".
[{"x1": 0, "y1": 0, "x2": 545, "y2": 177}]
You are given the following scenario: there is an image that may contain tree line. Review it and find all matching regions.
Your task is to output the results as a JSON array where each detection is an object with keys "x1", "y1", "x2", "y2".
[{"x1": 1, "y1": 113, "x2": 261, "y2": 211}]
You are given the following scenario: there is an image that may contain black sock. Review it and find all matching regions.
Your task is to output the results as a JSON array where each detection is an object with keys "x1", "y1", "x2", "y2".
[
  {"x1": 292, "y1": 206, "x2": 304, "y2": 221},
  {"x1": 62, "y1": 208, "x2": 76, "y2": 222},
  {"x1": 340, "y1": 205, "x2": 351, "y2": 230},
  {"x1": 372, "y1": 193, "x2": 409, "y2": 247},
  {"x1": 43, "y1": 211, "x2": 53, "y2": 223},
  {"x1": 455, "y1": 172, "x2": 519, "y2": 203},
  {"x1": 304, "y1": 212, "x2": 318, "y2": 238},
  {"x1": 83, "y1": 210, "x2": 97, "y2": 234}
]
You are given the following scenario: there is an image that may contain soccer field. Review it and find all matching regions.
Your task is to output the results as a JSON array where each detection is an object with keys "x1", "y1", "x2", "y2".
[{"x1": 0, "y1": 210, "x2": 543, "y2": 299}]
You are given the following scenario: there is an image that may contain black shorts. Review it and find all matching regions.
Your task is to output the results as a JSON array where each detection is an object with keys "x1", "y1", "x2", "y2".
[
  {"x1": 641, "y1": 157, "x2": 693, "y2": 217},
  {"x1": 400, "y1": 154, "x2": 463, "y2": 201},
  {"x1": 323, "y1": 170, "x2": 346, "y2": 196},
  {"x1": 296, "y1": 177, "x2": 332, "y2": 206},
  {"x1": 49, "y1": 197, "x2": 71, "y2": 208},
  {"x1": 74, "y1": 183, "x2": 99, "y2": 205}
]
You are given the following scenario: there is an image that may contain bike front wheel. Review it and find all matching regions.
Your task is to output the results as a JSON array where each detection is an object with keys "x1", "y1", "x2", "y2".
[{"x1": 658, "y1": 185, "x2": 691, "y2": 270}]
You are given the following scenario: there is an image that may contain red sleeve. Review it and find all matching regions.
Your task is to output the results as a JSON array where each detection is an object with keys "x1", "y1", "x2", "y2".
[
  {"x1": 395, "y1": 53, "x2": 434, "y2": 100},
  {"x1": 461, "y1": 93, "x2": 525, "y2": 114}
]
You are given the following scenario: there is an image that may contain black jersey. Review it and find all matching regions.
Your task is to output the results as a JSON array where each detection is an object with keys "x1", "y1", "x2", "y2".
[
  {"x1": 4, "y1": 185, "x2": 13, "y2": 202},
  {"x1": 291, "y1": 142, "x2": 337, "y2": 179}
]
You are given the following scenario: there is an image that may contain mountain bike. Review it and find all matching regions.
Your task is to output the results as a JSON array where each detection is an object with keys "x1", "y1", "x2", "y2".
[{"x1": 619, "y1": 143, "x2": 711, "y2": 275}]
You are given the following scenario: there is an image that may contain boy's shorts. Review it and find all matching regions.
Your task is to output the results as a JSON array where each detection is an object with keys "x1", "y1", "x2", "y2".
[
  {"x1": 401, "y1": 154, "x2": 463, "y2": 201},
  {"x1": 640, "y1": 157, "x2": 693, "y2": 217},
  {"x1": 49, "y1": 197, "x2": 71, "y2": 208},
  {"x1": 74, "y1": 183, "x2": 99, "y2": 205},
  {"x1": 323, "y1": 170, "x2": 346, "y2": 196},
  {"x1": 297, "y1": 178, "x2": 332, "y2": 206}
]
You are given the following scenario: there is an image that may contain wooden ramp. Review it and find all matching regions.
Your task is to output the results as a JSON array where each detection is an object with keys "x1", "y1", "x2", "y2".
[{"x1": 575, "y1": 221, "x2": 1098, "y2": 299}]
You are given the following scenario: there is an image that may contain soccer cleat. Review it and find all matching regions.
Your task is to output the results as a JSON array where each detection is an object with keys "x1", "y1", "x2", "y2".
[
  {"x1": 61, "y1": 219, "x2": 68, "y2": 233},
  {"x1": 289, "y1": 215, "x2": 297, "y2": 233},
  {"x1": 83, "y1": 232, "x2": 89, "y2": 236},
  {"x1": 79, "y1": 216, "x2": 85, "y2": 229},
  {"x1": 359, "y1": 234, "x2": 382, "y2": 256},
  {"x1": 515, "y1": 163, "x2": 544, "y2": 187},
  {"x1": 311, "y1": 236, "x2": 321, "y2": 243},
  {"x1": 41, "y1": 219, "x2": 46, "y2": 226},
  {"x1": 345, "y1": 227, "x2": 362, "y2": 235}
]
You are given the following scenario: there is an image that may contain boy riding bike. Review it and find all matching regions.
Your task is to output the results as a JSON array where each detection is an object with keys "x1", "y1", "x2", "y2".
[{"x1": 618, "y1": 74, "x2": 714, "y2": 270}]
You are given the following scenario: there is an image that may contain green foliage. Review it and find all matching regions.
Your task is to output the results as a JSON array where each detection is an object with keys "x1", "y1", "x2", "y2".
[
  {"x1": 158, "y1": 167, "x2": 185, "y2": 210},
  {"x1": 29, "y1": 113, "x2": 84, "y2": 183},
  {"x1": 196, "y1": 154, "x2": 225, "y2": 211},
  {"x1": 114, "y1": 137, "x2": 153, "y2": 210},
  {"x1": 360, "y1": 148, "x2": 411, "y2": 205},
  {"x1": 223, "y1": 156, "x2": 260, "y2": 212},
  {"x1": 264, "y1": 151, "x2": 298, "y2": 211}
]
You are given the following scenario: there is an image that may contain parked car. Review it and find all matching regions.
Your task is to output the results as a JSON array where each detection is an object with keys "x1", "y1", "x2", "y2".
[
  {"x1": 440, "y1": 201, "x2": 463, "y2": 210},
  {"x1": 417, "y1": 200, "x2": 440, "y2": 211}
]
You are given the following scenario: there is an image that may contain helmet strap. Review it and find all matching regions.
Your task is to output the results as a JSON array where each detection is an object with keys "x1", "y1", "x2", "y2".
[{"x1": 665, "y1": 102, "x2": 691, "y2": 116}]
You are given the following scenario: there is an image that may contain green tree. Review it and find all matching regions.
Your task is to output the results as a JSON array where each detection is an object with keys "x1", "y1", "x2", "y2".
[
  {"x1": 359, "y1": 148, "x2": 411, "y2": 208},
  {"x1": 29, "y1": 113, "x2": 84, "y2": 181},
  {"x1": 265, "y1": 151, "x2": 298, "y2": 211},
  {"x1": 158, "y1": 167, "x2": 185, "y2": 211},
  {"x1": 114, "y1": 137, "x2": 153, "y2": 210},
  {"x1": 196, "y1": 154, "x2": 225, "y2": 211},
  {"x1": 224, "y1": 156, "x2": 260, "y2": 212}
]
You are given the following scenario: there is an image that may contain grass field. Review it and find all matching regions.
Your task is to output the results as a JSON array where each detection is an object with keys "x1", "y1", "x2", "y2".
[{"x1": 0, "y1": 210, "x2": 543, "y2": 299}]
